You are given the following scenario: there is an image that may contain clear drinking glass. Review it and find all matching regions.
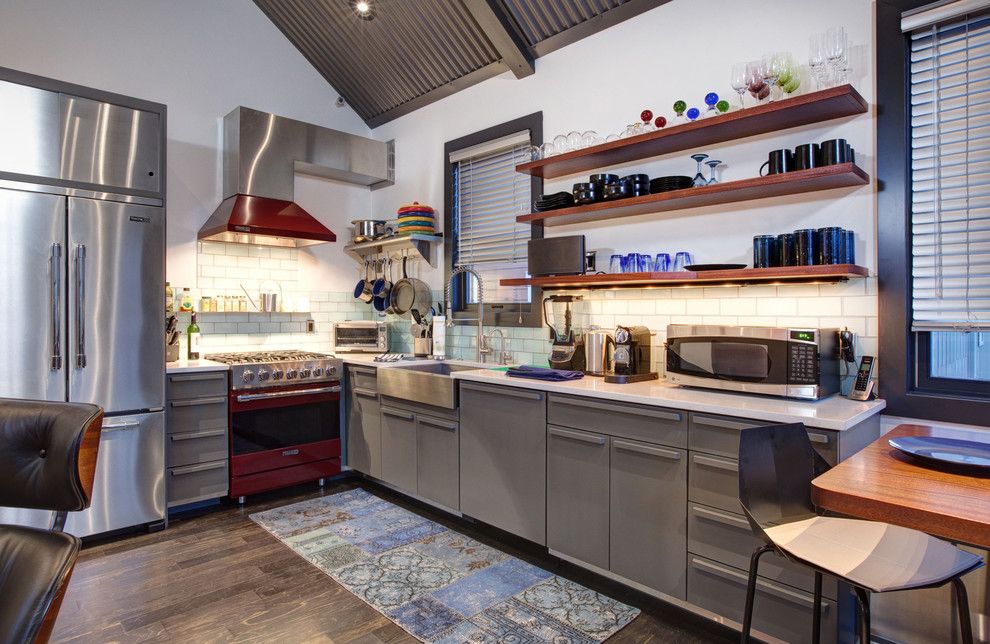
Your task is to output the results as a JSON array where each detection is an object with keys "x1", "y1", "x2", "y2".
[
  {"x1": 566, "y1": 131, "x2": 583, "y2": 150},
  {"x1": 553, "y1": 134, "x2": 569, "y2": 152},
  {"x1": 706, "y1": 159, "x2": 722, "y2": 185},
  {"x1": 540, "y1": 141, "x2": 556, "y2": 158},
  {"x1": 609, "y1": 254, "x2": 624, "y2": 274},
  {"x1": 731, "y1": 62, "x2": 748, "y2": 108},
  {"x1": 809, "y1": 33, "x2": 826, "y2": 90},
  {"x1": 691, "y1": 153, "x2": 709, "y2": 187},
  {"x1": 673, "y1": 252, "x2": 694, "y2": 272},
  {"x1": 655, "y1": 253, "x2": 671, "y2": 272},
  {"x1": 826, "y1": 27, "x2": 848, "y2": 85}
]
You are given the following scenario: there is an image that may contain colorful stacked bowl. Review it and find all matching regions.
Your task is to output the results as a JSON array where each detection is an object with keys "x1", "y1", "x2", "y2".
[{"x1": 396, "y1": 202, "x2": 436, "y2": 235}]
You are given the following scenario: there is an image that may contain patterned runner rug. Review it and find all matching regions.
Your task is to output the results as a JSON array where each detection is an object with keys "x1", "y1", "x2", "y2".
[{"x1": 251, "y1": 488, "x2": 640, "y2": 643}]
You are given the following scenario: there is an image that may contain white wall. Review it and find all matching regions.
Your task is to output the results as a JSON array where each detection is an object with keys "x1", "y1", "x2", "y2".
[{"x1": 0, "y1": 0, "x2": 372, "y2": 290}]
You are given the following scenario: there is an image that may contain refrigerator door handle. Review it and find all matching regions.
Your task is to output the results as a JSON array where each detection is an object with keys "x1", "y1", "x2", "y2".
[
  {"x1": 50, "y1": 242, "x2": 62, "y2": 370},
  {"x1": 74, "y1": 244, "x2": 86, "y2": 369}
]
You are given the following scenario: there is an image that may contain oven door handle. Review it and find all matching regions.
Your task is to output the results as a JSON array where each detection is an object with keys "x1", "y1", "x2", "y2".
[{"x1": 235, "y1": 385, "x2": 340, "y2": 402}]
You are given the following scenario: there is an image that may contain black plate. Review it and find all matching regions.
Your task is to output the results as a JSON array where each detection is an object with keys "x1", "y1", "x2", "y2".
[
  {"x1": 684, "y1": 264, "x2": 748, "y2": 271},
  {"x1": 888, "y1": 436, "x2": 990, "y2": 470}
]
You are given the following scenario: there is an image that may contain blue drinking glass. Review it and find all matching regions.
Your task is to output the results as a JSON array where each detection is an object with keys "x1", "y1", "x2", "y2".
[
  {"x1": 640, "y1": 254, "x2": 654, "y2": 272},
  {"x1": 673, "y1": 251, "x2": 694, "y2": 272},
  {"x1": 624, "y1": 252, "x2": 639, "y2": 273},
  {"x1": 609, "y1": 254, "x2": 624, "y2": 274},
  {"x1": 655, "y1": 253, "x2": 671, "y2": 272}
]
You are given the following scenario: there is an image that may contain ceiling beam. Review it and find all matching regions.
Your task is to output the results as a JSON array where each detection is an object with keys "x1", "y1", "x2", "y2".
[
  {"x1": 462, "y1": 0, "x2": 534, "y2": 79},
  {"x1": 530, "y1": 0, "x2": 672, "y2": 59}
]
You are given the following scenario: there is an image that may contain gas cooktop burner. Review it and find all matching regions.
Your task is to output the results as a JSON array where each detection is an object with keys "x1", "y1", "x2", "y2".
[{"x1": 205, "y1": 350, "x2": 342, "y2": 391}]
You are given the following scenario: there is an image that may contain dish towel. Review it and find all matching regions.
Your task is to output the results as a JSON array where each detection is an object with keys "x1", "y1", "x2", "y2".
[{"x1": 506, "y1": 365, "x2": 585, "y2": 381}]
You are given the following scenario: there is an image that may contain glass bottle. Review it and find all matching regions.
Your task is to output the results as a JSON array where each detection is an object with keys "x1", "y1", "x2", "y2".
[
  {"x1": 179, "y1": 288, "x2": 193, "y2": 313},
  {"x1": 165, "y1": 282, "x2": 174, "y2": 315},
  {"x1": 187, "y1": 313, "x2": 201, "y2": 360}
]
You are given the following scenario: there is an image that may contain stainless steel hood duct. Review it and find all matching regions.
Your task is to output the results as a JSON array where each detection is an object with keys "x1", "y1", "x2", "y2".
[{"x1": 198, "y1": 106, "x2": 394, "y2": 247}]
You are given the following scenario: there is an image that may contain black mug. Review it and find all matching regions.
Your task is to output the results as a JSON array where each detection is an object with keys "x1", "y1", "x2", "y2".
[
  {"x1": 760, "y1": 149, "x2": 794, "y2": 176},
  {"x1": 793, "y1": 143, "x2": 821, "y2": 171},
  {"x1": 794, "y1": 229, "x2": 817, "y2": 266},
  {"x1": 817, "y1": 227, "x2": 846, "y2": 265},
  {"x1": 777, "y1": 233, "x2": 797, "y2": 267},
  {"x1": 820, "y1": 138, "x2": 850, "y2": 165},
  {"x1": 753, "y1": 235, "x2": 776, "y2": 268}
]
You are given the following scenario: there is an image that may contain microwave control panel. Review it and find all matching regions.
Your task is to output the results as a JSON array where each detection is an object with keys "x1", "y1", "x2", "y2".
[{"x1": 787, "y1": 343, "x2": 819, "y2": 384}]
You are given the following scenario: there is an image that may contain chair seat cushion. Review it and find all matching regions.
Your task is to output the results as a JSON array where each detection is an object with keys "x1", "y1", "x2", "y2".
[
  {"x1": 0, "y1": 525, "x2": 80, "y2": 642},
  {"x1": 765, "y1": 516, "x2": 983, "y2": 592}
]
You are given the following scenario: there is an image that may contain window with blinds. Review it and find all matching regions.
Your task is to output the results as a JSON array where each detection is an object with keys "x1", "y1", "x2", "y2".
[
  {"x1": 910, "y1": 10, "x2": 990, "y2": 331},
  {"x1": 451, "y1": 131, "x2": 532, "y2": 304}
]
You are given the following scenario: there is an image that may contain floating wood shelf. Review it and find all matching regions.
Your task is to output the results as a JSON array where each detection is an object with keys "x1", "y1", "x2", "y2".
[
  {"x1": 500, "y1": 264, "x2": 870, "y2": 290},
  {"x1": 518, "y1": 163, "x2": 869, "y2": 227},
  {"x1": 516, "y1": 84, "x2": 869, "y2": 179}
]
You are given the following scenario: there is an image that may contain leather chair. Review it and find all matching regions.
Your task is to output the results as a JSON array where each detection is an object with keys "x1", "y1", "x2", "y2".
[
  {"x1": 737, "y1": 423, "x2": 984, "y2": 644},
  {"x1": 0, "y1": 398, "x2": 103, "y2": 644}
]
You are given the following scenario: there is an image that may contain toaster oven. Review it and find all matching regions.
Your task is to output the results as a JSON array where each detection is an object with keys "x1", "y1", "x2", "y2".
[{"x1": 332, "y1": 320, "x2": 388, "y2": 353}]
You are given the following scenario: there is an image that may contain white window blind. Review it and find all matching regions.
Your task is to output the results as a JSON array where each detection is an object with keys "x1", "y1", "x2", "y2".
[
  {"x1": 451, "y1": 131, "x2": 532, "y2": 303},
  {"x1": 910, "y1": 10, "x2": 990, "y2": 330}
]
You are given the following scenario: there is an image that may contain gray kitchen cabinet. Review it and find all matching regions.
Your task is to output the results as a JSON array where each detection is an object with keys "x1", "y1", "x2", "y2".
[
  {"x1": 346, "y1": 365, "x2": 381, "y2": 478},
  {"x1": 165, "y1": 370, "x2": 229, "y2": 508},
  {"x1": 547, "y1": 425, "x2": 609, "y2": 569},
  {"x1": 416, "y1": 414, "x2": 459, "y2": 510},
  {"x1": 460, "y1": 381, "x2": 547, "y2": 545},
  {"x1": 610, "y1": 437, "x2": 687, "y2": 599},
  {"x1": 380, "y1": 404, "x2": 417, "y2": 493}
]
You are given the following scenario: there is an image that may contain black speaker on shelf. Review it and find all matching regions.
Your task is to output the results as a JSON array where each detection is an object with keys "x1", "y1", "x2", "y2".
[{"x1": 527, "y1": 236, "x2": 586, "y2": 277}]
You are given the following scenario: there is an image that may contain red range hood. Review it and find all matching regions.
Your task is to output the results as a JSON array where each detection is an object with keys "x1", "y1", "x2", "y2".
[{"x1": 198, "y1": 195, "x2": 336, "y2": 248}]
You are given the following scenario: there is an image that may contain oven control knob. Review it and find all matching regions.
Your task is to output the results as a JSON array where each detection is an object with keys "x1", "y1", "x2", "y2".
[
  {"x1": 327, "y1": 366, "x2": 337, "y2": 377},
  {"x1": 272, "y1": 369, "x2": 284, "y2": 380},
  {"x1": 258, "y1": 370, "x2": 270, "y2": 382},
  {"x1": 313, "y1": 367, "x2": 323, "y2": 377},
  {"x1": 299, "y1": 368, "x2": 312, "y2": 378},
  {"x1": 286, "y1": 369, "x2": 297, "y2": 380},
  {"x1": 242, "y1": 370, "x2": 255, "y2": 383}
]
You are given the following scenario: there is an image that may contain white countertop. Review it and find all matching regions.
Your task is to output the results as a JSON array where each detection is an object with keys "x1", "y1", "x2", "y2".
[
  {"x1": 449, "y1": 369, "x2": 885, "y2": 431},
  {"x1": 166, "y1": 359, "x2": 229, "y2": 374}
]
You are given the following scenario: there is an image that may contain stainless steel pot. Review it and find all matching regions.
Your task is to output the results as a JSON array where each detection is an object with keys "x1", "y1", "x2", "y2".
[
  {"x1": 389, "y1": 256, "x2": 432, "y2": 319},
  {"x1": 351, "y1": 219, "x2": 388, "y2": 243}
]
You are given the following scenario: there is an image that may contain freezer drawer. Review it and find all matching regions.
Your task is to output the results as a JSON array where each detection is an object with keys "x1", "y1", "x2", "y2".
[
  {"x1": 65, "y1": 411, "x2": 165, "y2": 537},
  {"x1": 168, "y1": 460, "x2": 228, "y2": 508},
  {"x1": 167, "y1": 371, "x2": 228, "y2": 400}
]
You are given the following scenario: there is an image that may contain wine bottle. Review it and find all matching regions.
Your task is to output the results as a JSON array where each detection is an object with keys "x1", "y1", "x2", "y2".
[{"x1": 187, "y1": 313, "x2": 201, "y2": 360}]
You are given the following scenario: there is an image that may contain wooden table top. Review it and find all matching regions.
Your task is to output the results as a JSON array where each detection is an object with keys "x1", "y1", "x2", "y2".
[{"x1": 812, "y1": 423, "x2": 990, "y2": 549}]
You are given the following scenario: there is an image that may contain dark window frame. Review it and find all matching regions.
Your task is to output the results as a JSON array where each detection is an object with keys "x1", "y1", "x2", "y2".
[
  {"x1": 443, "y1": 112, "x2": 544, "y2": 328},
  {"x1": 877, "y1": 0, "x2": 990, "y2": 423}
]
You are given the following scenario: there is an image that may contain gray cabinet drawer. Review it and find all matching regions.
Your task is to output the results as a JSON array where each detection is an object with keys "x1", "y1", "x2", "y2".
[
  {"x1": 549, "y1": 394, "x2": 686, "y2": 449},
  {"x1": 687, "y1": 503, "x2": 837, "y2": 600},
  {"x1": 416, "y1": 414, "x2": 459, "y2": 511},
  {"x1": 688, "y1": 555, "x2": 837, "y2": 644},
  {"x1": 688, "y1": 452, "x2": 741, "y2": 513},
  {"x1": 167, "y1": 371, "x2": 227, "y2": 400},
  {"x1": 166, "y1": 396, "x2": 227, "y2": 434},
  {"x1": 547, "y1": 425, "x2": 609, "y2": 570},
  {"x1": 380, "y1": 405, "x2": 417, "y2": 493},
  {"x1": 167, "y1": 427, "x2": 228, "y2": 468},
  {"x1": 689, "y1": 412, "x2": 837, "y2": 466},
  {"x1": 347, "y1": 365, "x2": 378, "y2": 393},
  {"x1": 167, "y1": 460, "x2": 228, "y2": 507}
]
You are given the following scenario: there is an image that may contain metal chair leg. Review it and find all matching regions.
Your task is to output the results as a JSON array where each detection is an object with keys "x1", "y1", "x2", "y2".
[
  {"x1": 812, "y1": 571, "x2": 823, "y2": 644},
  {"x1": 952, "y1": 578, "x2": 974, "y2": 644},
  {"x1": 740, "y1": 544, "x2": 773, "y2": 644},
  {"x1": 854, "y1": 587, "x2": 871, "y2": 644}
]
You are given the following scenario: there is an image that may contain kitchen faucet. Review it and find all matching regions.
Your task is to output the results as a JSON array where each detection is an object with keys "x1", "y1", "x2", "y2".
[
  {"x1": 486, "y1": 328, "x2": 512, "y2": 365},
  {"x1": 445, "y1": 265, "x2": 484, "y2": 363}
]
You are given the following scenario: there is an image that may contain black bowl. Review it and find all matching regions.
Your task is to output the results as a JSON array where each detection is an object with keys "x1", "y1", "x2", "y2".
[
  {"x1": 573, "y1": 182, "x2": 599, "y2": 193},
  {"x1": 603, "y1": 181, "x2": 633, "y2": 200},
  {"x1": 589, "y1": 173, "x2": 619, "y2": 186},
  {"x1": 622, "y1": 174, "x2": 650, "y2": 185},
  {"x1": 573, "y1": 190, "x2": 599, "y2": 205}
]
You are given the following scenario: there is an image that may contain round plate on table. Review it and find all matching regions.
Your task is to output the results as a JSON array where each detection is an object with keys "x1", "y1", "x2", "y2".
[
  {"x1": 888, "y1": 435, "x2": 990, "y2": 469},
  {"x1": 684, "y1": 264, "x2": 747, "y2": 271}
]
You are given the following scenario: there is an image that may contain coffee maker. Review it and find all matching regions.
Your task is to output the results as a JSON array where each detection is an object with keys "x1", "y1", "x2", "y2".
[
  {"x1": 611, "y1": 325, "x2": 654, "y2": 378},
  {"x1": 544, "y1": 295, "x2": 585, "y2": 371}
]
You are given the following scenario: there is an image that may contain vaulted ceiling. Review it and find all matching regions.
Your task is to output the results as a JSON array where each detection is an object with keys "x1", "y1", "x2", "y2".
[{"x1": 253, "y1": 0, "x2": 667, "y2": 127}]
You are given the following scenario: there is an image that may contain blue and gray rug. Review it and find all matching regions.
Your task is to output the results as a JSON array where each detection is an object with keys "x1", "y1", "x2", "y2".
[{"x1": 251, "y1": 488, "x2": 640, "y2": 643}]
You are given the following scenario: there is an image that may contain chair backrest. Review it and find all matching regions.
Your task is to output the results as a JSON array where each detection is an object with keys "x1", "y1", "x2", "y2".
[
  {"x1": 737, "y1": 423, "x2": 829, "y2": 540},
  {"x1": 0, "y1": 398, "x2": 103, "y2": 512}
]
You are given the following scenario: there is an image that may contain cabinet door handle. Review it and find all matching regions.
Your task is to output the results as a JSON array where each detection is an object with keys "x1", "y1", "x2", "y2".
[
  {"x1": 553, "y1": 395, "x2": 681, "y2": 422},
  {"x1": 692, "y1": 415, "x2": 755, "y2": 431},
  {"x1": 349, "y1": 367, "x2": 377, "y2": 377},
  {"x1": 461, "y1": 382, "x2": 544, "y2": 400},
  {"x1": 691, "y1": 504, "x2": 751, "y2": 529},
  {"x1": 692, "y1": 454, "x2": 738, "y2": 472},
  {"x1": 50, "y1": 242, "x2": 63, "y2": 370},
  {"x1": 549, "y1": 426, "x2": 606, "y2": 446},
  {"x1": 169, "y1": 396, "x2": 226, "y2": 407},
  {"x1": 352, "y1": 387, "x2": 379, "y2": 398},
  {"x1": 419, "y1": 417, "x2": 457, "y2": 432},
  {"x1": 807, "y1": 432, "x2": 830, "y2": 444},
  {"x1": 170, "y1": 429, "x2": 226, "y2": 441},
  {"x1": 169, "y1": 373, "x2": 226, "y2": 383},
  {"x1": 690, "y1": 557, "x2": 828, "y2": 613},
  {"x1": 170, "y1": 461, "x2": 227, "y2": 476},
  {"x1": 613, "y1": 439, "x2": 681, "y2": 460},
  {"x1": 381, "y1": 407, "x2": 415, "y2": 421}
]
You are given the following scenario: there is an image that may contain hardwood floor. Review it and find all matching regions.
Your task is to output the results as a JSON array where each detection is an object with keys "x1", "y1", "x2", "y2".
[{"x1": 52, "y1": 477, "x2": 736, "y2": 643}]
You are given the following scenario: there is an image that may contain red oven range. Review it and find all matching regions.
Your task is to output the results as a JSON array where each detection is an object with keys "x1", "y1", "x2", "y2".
[{"x1": 205, "y1": 351, "x2": 342, "y2": 503}]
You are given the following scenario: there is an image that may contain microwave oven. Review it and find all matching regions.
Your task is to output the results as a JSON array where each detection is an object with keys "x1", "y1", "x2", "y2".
[
  {"x1": 665, "y1": 325, "x2": 839, "y2": 400},
  {"x1": 332, "y1": 320, "x2": 388, "y2": 353}
]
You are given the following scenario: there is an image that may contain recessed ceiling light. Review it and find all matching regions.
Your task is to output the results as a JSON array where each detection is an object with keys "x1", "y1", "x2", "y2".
[{"x1": 352, "y1": 0, "x2": 375, "y2": 20}]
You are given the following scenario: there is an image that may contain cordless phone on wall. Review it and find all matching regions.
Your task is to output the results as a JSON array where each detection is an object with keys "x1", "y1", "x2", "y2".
[{"x1": 849, "y1": 356, "x2": 876, "y2": 401}]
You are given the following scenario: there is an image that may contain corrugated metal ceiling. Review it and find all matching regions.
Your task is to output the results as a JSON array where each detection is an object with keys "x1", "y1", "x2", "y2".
[{"x1": 254, "y1": 0, "x2": 662, "y2": 127}]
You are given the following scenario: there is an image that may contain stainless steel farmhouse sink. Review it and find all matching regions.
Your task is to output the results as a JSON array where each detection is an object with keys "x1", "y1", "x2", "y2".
[{"x1": 376, "y1": 363, "x2": 479, "y2": 409}]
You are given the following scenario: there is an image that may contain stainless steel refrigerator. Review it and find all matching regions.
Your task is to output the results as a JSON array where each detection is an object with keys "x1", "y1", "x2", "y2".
[{"x1": 0, "y1": 68, "x2": 166, "y2": 536}]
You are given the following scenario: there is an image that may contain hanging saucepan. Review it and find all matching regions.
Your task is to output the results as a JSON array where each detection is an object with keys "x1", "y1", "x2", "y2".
[
  {"x1": 353, "y1": 259, "x2": 374, "y2": 303},
  {"x1": 389, "y1": 256, "x2": 432, "y2": 319},
  {"x1": 373, "y1": 259, "x2": 392, "y2": 312}
]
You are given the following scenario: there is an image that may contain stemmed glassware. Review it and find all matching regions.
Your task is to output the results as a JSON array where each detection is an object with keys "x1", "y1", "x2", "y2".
[
  {"x1": 691, "y1": 153, "x2": 709, "y2": 187},
  {"x1": 826, "y1": 26, "x2": 848, "y2": 85},
  {"x1": 705, "y1": 159, "x2": 722, "y2": 185},
  {"x1": 809, "y1": 33, "x2": 826, "y2": 90},
  {"x1": 731, "y1": 63, "x2": 748, "y2": 108},
  {"x1": 746, "y1": 61, "x2": 769, "y2": 103},
  {"x1": 672, "y1": 100, "x2": 688, "y2": 126},
  {"x1": 761, "y1": 54, "x2": 781, "y2": 102}
]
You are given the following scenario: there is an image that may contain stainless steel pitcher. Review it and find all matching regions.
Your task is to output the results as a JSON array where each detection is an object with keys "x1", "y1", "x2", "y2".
[{"x1": 583, "y1": 329, "x2": 614, "y2": 376}]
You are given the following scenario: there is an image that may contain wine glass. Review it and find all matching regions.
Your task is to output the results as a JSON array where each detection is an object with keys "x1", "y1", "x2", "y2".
[
  {"x1": 691, "y1": 153, "x2": 709, "y2": 187},
  {"x1": 761, "y1": 54, "x2": 781, "y2": 102},
  {"x1": 705, "y1": 159, "x2": 722, "y2": 185},
  {"x1": 746, "y1": 61, "x2": 769, "y2": 103},
  {"x1": 777, "y1": 53, "x2": 800, "y2": 96},
  {"x1": 731, "y1": 62, "x2": 748, "y2": 108},
  {"x1": 826, "y1": 27, "x2": 848, "y2": 85},
  {"x1": 809, "y1": 33, "x2": 826, "y2": 90}
]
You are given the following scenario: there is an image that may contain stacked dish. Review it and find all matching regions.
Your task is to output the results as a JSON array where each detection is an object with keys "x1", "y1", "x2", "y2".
[
  {"x1": 649, "y1": 175, "x2": 693, "y2": 193},
  {"x1": 396, "y1": 202, "x2": 436, "y2": 235}
]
